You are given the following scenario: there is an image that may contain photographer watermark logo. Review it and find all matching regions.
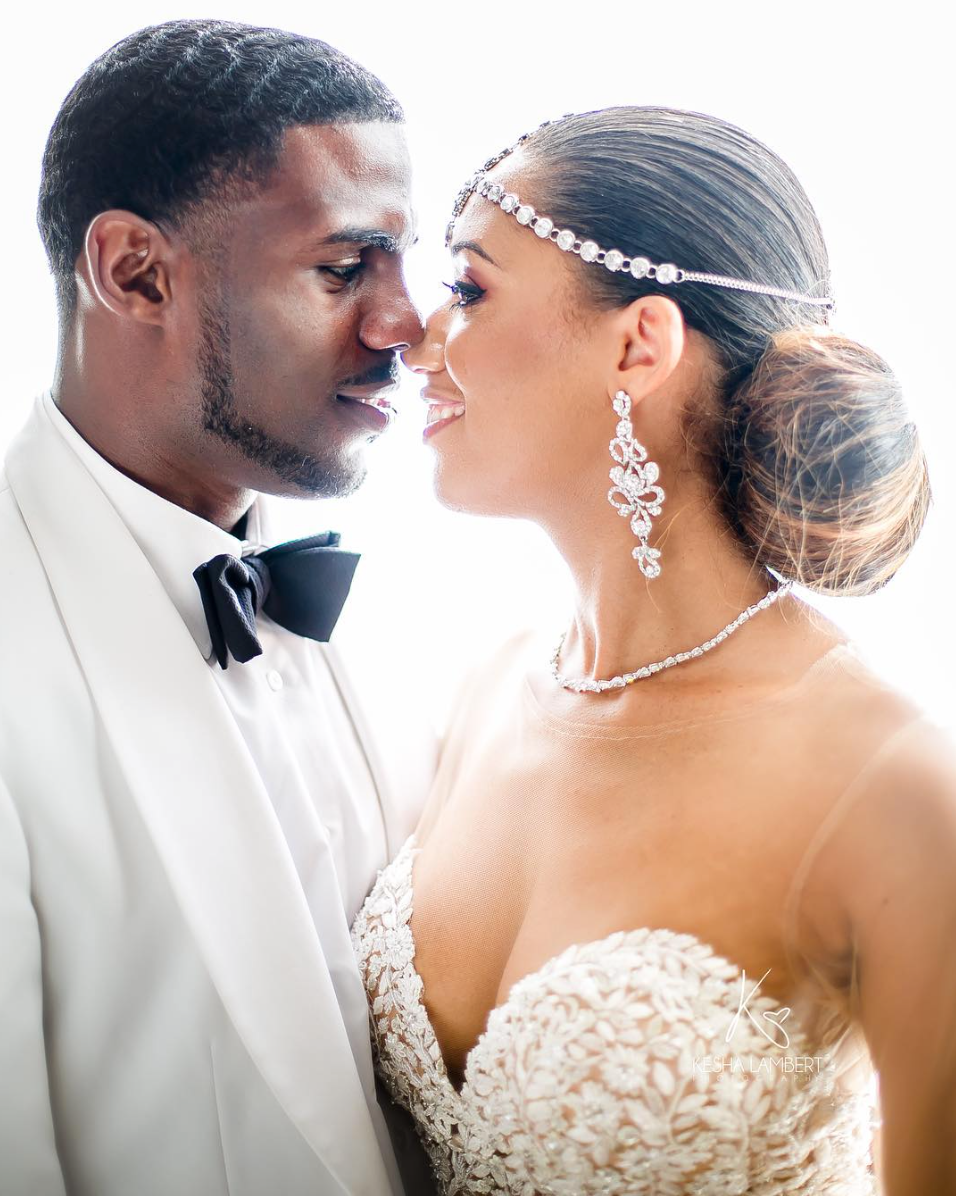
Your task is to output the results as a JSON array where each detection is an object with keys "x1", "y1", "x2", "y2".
[{"x1": 690, "y1": 968, "x2": 830, "y2": 1077}]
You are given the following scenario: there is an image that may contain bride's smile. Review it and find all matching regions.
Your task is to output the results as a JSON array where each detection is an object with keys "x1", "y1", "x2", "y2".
[{"x1": 421, "y1": 383, "x2": 466, "y2": 438}]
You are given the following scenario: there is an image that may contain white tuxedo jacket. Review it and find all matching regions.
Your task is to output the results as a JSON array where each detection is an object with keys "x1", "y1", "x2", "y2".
[{"x1": 0, "y1": 395, "x2": 435, "y2": 1196}]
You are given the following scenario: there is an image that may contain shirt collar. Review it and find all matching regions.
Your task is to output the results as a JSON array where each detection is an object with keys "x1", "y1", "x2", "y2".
[{"x1": 42, "y1": 389, "x2": 277, "y2": 662}]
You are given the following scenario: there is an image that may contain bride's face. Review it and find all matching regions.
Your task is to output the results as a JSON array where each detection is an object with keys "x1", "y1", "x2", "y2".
[{"x1": 402, "y1": 164, "x2": 621, "y2": 518}]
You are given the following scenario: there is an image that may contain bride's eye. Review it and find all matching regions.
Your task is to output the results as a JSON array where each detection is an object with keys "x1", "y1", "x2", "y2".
[{"x1": 442, "y1": 279, "x2": 484, "y2": 309}]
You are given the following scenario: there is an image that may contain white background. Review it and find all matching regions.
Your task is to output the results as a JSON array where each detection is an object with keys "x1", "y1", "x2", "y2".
[{"x1": 2, "y1": 2, "x2": 952, "y2": 734}]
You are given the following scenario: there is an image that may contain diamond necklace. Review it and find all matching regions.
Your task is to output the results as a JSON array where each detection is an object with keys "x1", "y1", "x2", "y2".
[{"x1": 551, "y1": 579, "x2": 795, "y2": 694}]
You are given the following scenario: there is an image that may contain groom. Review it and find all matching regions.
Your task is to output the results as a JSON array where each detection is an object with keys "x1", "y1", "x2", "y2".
[{"x1": 0, "y1": 19, "x2": 437, "y2": 1196}]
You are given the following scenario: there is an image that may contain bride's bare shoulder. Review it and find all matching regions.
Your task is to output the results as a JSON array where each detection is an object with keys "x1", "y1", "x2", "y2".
[
  {"x1": 794, "y1": 634, "x2": 933, "y2": 750},
  {"x1": 819, "y1": 713, "x2": 956, "y2": 1180},
  {"x1": 794, "y1": 636, "x2": 954, "y2": 865},
  {"x1": 790, "y1": 658, "x2": 956, "y2": 953},
  {"x1": 827, "y1": 706, "x2": 956, "y2": 880}
]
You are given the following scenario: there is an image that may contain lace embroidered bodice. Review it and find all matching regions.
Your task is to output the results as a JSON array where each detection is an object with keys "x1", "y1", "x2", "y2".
[{"x1": 350, "y1": 833, "x2": 880, "y2": 1196}]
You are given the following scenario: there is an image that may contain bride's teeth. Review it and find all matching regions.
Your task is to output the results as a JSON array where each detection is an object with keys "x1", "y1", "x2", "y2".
[{"x1": 428, "y1": 404, "x2": 465, "y2": 425}]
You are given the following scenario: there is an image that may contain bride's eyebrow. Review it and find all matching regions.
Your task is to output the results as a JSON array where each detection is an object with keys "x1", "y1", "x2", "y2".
[{"x1": 450, "y1": 239, "x2": 499, "y2": 268}]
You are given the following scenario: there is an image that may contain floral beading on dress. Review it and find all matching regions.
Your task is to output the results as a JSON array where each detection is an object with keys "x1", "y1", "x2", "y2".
[{"x1": 350, "y1": 835, "x2": 880, "y2": 1196}]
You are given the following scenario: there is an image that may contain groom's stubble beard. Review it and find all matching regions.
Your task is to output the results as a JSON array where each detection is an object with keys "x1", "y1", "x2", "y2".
[{"x1": 196, "y1": 285, "x2": 368, "y2": 499}]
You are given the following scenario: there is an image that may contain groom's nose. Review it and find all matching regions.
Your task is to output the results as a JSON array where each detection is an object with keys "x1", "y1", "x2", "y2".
[{"x1": 360, "y1": 275, "x2": 425, "y2": 355}]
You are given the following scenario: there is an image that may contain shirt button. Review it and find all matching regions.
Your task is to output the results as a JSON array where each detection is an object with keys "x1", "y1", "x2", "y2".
[{"x1": 266, "y1": 669, "x2": 284, "y2": 691}]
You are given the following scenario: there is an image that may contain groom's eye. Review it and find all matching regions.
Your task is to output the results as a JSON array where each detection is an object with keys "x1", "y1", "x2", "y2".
[{"x1": 317, "y1": 261, "x2": 364, "y2": 284}]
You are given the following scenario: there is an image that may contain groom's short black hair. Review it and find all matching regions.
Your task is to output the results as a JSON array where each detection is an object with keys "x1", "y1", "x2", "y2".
[{"x1": 37, "y1": 19, "x2": 404, "y2": 321}]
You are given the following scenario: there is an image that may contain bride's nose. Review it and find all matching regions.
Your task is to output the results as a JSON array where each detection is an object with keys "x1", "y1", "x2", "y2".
[{"x1": 401, "y1": 305, "x2": 451, "y2": 374}]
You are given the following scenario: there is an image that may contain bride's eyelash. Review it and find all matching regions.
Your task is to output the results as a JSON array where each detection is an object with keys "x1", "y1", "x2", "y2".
[{"x1": 442, "y1": 279, "x2": 484, "y2": 308}]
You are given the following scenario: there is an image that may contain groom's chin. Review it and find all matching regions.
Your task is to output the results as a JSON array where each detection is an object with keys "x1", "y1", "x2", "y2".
[
  {"x1": 243, "y1": 446, "x2": 370, "y2": 501},
  {"x1": 296, "y1": 457, "x2": 369, "y2": 501}
]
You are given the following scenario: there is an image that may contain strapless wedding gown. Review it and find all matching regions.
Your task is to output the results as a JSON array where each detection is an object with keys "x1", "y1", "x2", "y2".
[{"x1": 350, "y1": 833, "x2": 880, "y2": 1196}]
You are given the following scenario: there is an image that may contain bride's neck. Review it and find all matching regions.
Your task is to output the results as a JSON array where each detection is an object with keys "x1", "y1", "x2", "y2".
[{"x1": 542, "y1": 504, "x2": 790, "y2": 687}]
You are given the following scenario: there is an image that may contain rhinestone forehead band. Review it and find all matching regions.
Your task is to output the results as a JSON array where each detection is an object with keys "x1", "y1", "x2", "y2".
[{"x1": 446, "y1": 115, "x2": 835, "y2": 311}]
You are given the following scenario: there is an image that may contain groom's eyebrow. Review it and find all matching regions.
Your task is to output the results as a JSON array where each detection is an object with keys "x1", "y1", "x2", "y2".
[
  {"x1": 451, "y1": 239, "x2": 499, "y2": 267},
  {"x1": 311, "y1": 227, "x2": 419, "y2": 254}
]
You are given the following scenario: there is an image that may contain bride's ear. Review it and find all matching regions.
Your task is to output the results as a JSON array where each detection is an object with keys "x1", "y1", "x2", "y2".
[{"x1": 611, "y1": 295, "x2": 685, "y2": 401}]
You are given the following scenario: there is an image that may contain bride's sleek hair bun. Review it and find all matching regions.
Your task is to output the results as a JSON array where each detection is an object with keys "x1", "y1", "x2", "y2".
[
  {"x1": 522, "y1": 106, "x2": 931, "y2": 595},
  {"x1": 714, "y1": 326, "x2": 929, "y2": 596}
]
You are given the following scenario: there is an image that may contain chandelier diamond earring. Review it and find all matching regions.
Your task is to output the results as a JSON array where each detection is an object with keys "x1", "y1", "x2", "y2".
[{"x1": 607, "y1": 390, "x2": 665, "y2": 578}]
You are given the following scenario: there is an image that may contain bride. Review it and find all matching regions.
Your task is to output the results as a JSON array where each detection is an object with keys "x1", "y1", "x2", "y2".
[{"x1": 350, "y1": 106, "x2": 956, "y2": 1195}]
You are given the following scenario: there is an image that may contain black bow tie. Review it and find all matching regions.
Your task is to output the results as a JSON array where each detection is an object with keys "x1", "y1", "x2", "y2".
[{"x1": 193, "y1": 531, "x2": 360, "y2": 669}]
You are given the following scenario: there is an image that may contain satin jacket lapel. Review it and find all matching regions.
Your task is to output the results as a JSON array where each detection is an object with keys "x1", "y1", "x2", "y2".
[{"x1": 4, "y1": 398, "x2": 392, "y2": 1196}]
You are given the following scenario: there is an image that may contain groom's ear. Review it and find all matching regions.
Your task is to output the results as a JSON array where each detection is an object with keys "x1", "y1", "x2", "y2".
[{"x1": 79, "y1": 211, "x2": 177, "y2": 326}]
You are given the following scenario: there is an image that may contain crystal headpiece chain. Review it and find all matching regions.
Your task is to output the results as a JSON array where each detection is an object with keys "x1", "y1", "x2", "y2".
[{"x1": 446, "y1": 114, "x2": 835, "y2": 311}]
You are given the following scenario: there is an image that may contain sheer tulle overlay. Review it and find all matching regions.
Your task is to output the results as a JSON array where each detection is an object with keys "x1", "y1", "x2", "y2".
[{"x1": 350, "y1": 633, "x2": 930, "y2": 1195}]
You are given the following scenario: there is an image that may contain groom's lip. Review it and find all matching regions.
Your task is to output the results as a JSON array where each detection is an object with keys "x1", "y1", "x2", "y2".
[
  {"x1": 336, "y1": 386, "x2": 397, "y2": 429},
  {"x1": 338, "y1": 383, "x2": 398, "y2": 406}
]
